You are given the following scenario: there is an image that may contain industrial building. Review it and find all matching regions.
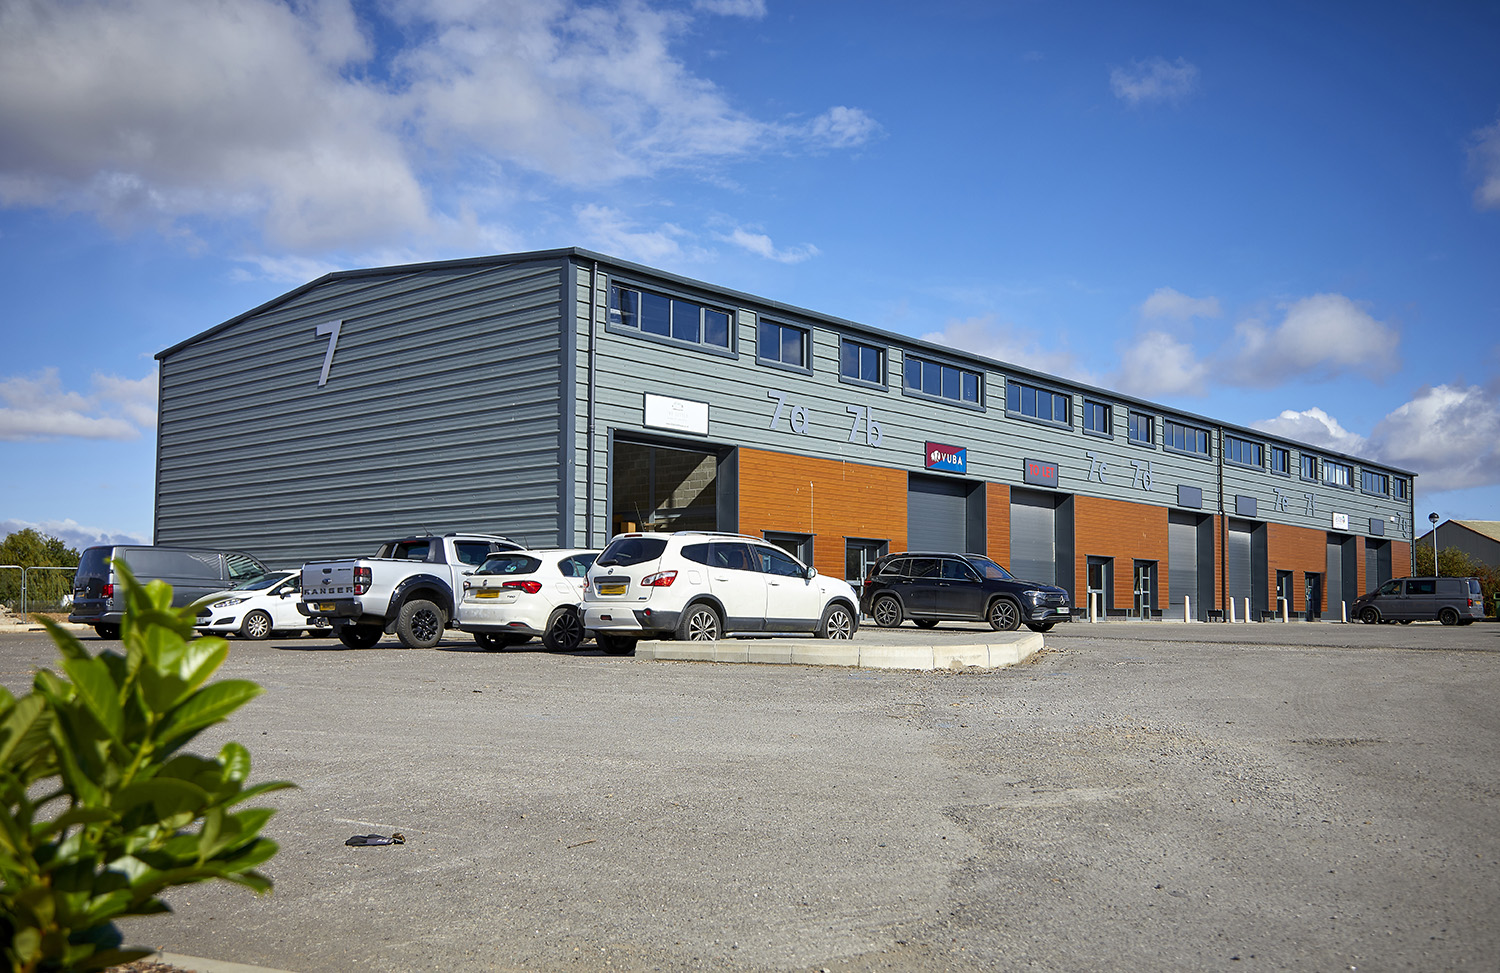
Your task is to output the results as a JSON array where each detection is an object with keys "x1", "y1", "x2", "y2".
[{"x1": 154, "y1": 247, "x2": 1416, "y2": 620}]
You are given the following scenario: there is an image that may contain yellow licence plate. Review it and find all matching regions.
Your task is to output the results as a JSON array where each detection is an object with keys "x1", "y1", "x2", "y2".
[
  {"x1": 598, "y1": 583, "x2": 627, "y2": 596},
  {"x1": 474, "y1": 590, "x2": 500, "y2": 599},
  {"x1": 317, "y1": 602, "x2": 336, "y2": 612}
]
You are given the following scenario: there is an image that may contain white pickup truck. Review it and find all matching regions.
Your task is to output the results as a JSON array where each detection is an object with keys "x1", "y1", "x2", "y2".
[{"x1": 298, "y1": 533, "x2": 523, "y2": 649}]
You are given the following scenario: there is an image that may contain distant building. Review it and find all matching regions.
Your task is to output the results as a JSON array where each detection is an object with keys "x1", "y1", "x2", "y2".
[{"x1": 1417, "y1": 520, "x2": 1500, "y2": 570}]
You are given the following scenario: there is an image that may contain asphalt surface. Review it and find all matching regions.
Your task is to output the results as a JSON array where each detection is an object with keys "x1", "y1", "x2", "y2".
[{"x1": 3, "y1": 620, "x2": 1498, "y2": 972}]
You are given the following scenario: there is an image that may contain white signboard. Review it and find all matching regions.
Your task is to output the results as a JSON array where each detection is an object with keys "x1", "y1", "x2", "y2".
[
  {"x1": 644, "y1": 393, "x2": 709, "y2": 436},
  {"x1": 1332, "y1": 512, "x2": 1350, "y2": 531}
]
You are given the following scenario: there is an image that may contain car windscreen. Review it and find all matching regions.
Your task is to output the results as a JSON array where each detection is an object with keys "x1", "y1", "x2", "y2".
[
  {"x1": 476, "y1": 555, "x2": 543, "y2": 576},
  {"x1": 965, "y1": 556, "x2": 1015, "y2": 581},
  {"x1": 597, "y1": 537, "x2": 669, "y2": 567},
  {"x1": 232, "y1": 572, "x2": 291, "y2": 591},
  {"x1": 75, "y1": 546, "x2": 111, "y2": 581}
]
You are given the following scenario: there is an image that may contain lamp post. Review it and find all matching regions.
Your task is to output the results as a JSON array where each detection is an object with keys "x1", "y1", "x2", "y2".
[{"x1": 1429, "y1": 512, "x2": 1440, "y2": 575}]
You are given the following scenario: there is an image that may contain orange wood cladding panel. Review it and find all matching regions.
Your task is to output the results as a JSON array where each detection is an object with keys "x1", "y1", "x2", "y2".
[
  {"x1": 1266, "y1": 522, "x2": 1330, "y2": 613},
  {"x1": 1392, "y1": 541, "x2": 1412, "y2": 576},
  {"x1": 738, "y1": 448, "x2": 908, "y2": 580},
  {"x1": 1074, "y1": 496, "x2": 1170, "y2": 608},
  {"x1": 987, "y1": 483, "x2": 1010, "y2": 563}
]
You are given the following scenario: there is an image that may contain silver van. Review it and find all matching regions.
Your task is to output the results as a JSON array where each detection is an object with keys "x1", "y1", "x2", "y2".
[
  {"x1": 1352, "y1": 576, "x2": 1484, "y2": 626},
  {"x1": 69, "y1": 545, "x2": 269, "y2": 638}
]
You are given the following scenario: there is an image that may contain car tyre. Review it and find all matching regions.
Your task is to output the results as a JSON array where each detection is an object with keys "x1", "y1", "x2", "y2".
[
  {"x1": 1025, "y1": 621, "x2": 1054, "y2": 633},
  {"x1": 596, "y1": 633, "x2": 637, "y2": 655},
  {"x1": 987, "y1": 598, "x2": 1021, "y2": 632},
  {"x1": 240, "y1": 610, "x2": 273, "y2": 641},
  {"x1": 543, "y1": 608, "x2": 586, "y2": 652},
  {"x1": 914, "y1": 618, "x2": 939, "y2": 629},
  {"x1": 1360, "y1": 607, "x2": 1380, "y2": 625},
  {"x1": 1439, "y1": 607, "x2": 1460, "y2": 626},
  {"x1": 677, "y1": 603, "x2": 722, "y2": 641},
  {"x1": 337, "y1": 625, "x2": 382, "y2": 650},
  {"x1": 872, "y1": 594, "x2": 903, "y2": 628},
  {"x1": 817, "y1": 603, "x2": 856, "y2": 640},
  {"x1": 94, "y1": 623, "x2": 120, "y2": 640},
  {"x1": 394, "y1": 599, "x2": 444, "y2": 648}
]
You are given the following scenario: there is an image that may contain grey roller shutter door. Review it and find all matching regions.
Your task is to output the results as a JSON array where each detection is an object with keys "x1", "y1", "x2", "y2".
[
  {"x1": 908, "y1": 478, "x2": 967, "y2": 553},
  {"x1": 1226, "y1": 523, "x2": 1252, "y2": 603},
  {"x1": 1326, "y1": 538, "x2": 1343, "y2": 615},
  {"x1": 1168, "y1": 512, "x2": 1197, "y2": 616},
  {"x1": 1010, "y1": 491, "x2": 1056, "y2": 585}
]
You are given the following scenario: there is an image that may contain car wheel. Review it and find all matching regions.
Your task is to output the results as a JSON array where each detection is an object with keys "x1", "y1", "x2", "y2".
[
  {"x1": 1025, "y1": 621, "x2": 1054, "y2": 633},
  {"x1": 872, "y1": 594, "x2": 903, "y2": 628},
  {"x1": 395, "y1": 599, "x2": 444, "y2": 648},
  {"x1": 1360, "y1": 607, "x2": 1380, "y2": 625},
  {"x1": 1439, "y1": 608, "x2": 1459, "y2": 626},
  {"x1": 914, "y1": 618, "x2": 939, "y2": 629},
  {"x1": 817, "y1": 603, "x2": 856, "y2": 640},
  {"x1": 337, "y1": 625, "x2": 382, "y2": 650},
  {"x1": 240, "y1": 610, "x2": 273, "y2": 640},
  {"x1": 542, "y1": 608, "x2": 586, "y2": 651},
  {"x1": 94, "y1": 623, "x2": 120, "y2": 640},
  {"x1": 987, "y1": 598, "x2": 1021, "y2": 632},
  {"x1": 677, "y1": 604, "x2": 722, "y2": 641},
  {"x1": 596, "y1": 633, "x2": 637, "y2": 655}
]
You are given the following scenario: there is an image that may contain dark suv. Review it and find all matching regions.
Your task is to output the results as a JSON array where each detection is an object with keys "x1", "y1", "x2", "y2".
[{"x1": 860, "y1": 552, "x2": 1071, "y2": 633}]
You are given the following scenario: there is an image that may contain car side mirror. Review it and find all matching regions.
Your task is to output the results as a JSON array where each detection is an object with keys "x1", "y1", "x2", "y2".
[{"x1": 806, "y1": 566, "x2": 818, "y2": 580}]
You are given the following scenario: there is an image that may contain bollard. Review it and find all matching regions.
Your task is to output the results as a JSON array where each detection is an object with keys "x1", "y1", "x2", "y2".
[
  {"x1": 1089, "y1": 592, "x2": 1099, "y2": 623},
  {"x1": 1340, "y1": 601, "x2": 1347, "y2": 624},
  {"x1": 1183, "y1": 595, "x2": 1191, "y2": 623},
  {"x1": 1242, "y1": 597, "x2": 1251, "y2": 623},
  {"x1": 1228, "y1": 598, "x2": 1237, "y2": 623},
  {"x1": 1279, "y1": 597, "x2": 1290, "y2": 623}
]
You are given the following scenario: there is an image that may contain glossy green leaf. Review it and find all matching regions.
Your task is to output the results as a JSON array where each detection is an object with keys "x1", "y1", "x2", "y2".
[
  {"x1": 63, "y1": 656, "x2": 125, "y2": 741},
  {"x1": 158, "y1": 680, "x2": 263, "y2": 741}
]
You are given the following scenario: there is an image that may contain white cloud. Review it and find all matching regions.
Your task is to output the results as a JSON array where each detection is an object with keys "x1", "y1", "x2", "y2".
[
  {"x1": 0, "y1": 367, "x2": 157, "y2": 442},
  {"x1": 921, "y1": 315, "x2": 1087, "y2": 382},
  {"x1": 1365, "y1": 384, "x2": 1500, "y2": 492},
  {"x1": 1141, "y1": 287, "x2": 1220, "y2": 321},
  {"x1": 1470, "y1": 119, "x2": 1500, "y2": 211},
  {"x1": 1110, "y1": 57, "x2": 1199, "y2": 105},
  {"x1": 721, "y1": 228, "x2": 819, "y2": 264},
  {"x1": 1251, "y1": 407, "x2": 1367, "y2": 456},
  {"x1": 0, "y1": 518, "x2": 150, "y2": 550},
  {"x1": 0, "y1": 0, "x2": 877, "y2": 252},
  {"x1": 1112, "y1": 330, "x2": 1209, "y2": 397},
  {"x1": 1228, "y1": 294, "x2": 1399, "y2": 386},
  {"x1": 576, "y1": 203, "x2": 693, "y2": 264}
]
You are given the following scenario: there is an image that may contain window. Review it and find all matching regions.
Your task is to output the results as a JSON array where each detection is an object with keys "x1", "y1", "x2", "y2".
[
  {"x1": 839, "y1": 339, "x2": 885, "y2": 386},
  {"x1": 1083, "y1": 400, "x2": 1112, "y2": 437},
  {"x1": 1270, "y1": 446, "x2": 1289, "y2": 475},
  {"x1": 1163, "y1": 419, "x2": 1210, "y2": 456},
  {"x1": 757, "y1": 320, "x2": 808, "y2": 370},
  {"x1": 763, "y1": 531, "x2": 812, "y2": 563},
  {"x1": 1225, "y1": 435, "x2": 1264, "y2": 468},
  {"x1": 1005, "y1": 379, "x2": 1070, "y2": 426},
  {"x1": 1324, "y1": 460, "x2": 1353, "y2": 488},
  {"x1": 1129, "y1": 412, "x2": 1154, "y2": 446},
  {"x1": 846, "y1": 538, "x2": 888, "y2": 583},
  {"x1": 1394, "y1": 478, "x2": 1408, "y2": 500},
  {"x1": 1361, "y1": 470, "x2": 1389, "y2": 496},
  {"x1": 904, "y1": 354, "x2": 981, "y2": 404},
  {"x1": 1300, "y1": 454, "x2": 1318, "y2": 481},
  {"x1": 609, "y1": 283, "x2": 732, "y2": 350}
]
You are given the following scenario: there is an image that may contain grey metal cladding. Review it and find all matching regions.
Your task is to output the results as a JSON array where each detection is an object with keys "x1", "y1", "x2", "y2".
[{"x1": 155, "y1": 259, "x2": 570, "y2": 565}]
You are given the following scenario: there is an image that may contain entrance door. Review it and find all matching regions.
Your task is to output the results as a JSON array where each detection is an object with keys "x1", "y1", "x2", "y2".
[
  {"x1": 1133, "y1": 560, "x2": 1157, "y2": 617},
  {"x1": 612, "y1": 440, "x2": 721, "y2": 534},
  {"x1": 908, "y1": 476, "x2": 970, "y2": 552},
  {"x1": 1276, "y1": 570, "x2": 1294, "y2": 615},
  {"x1": 1305, "y1": 573, "x2": 1323, "y2": 620},
  {"x1": 1010, "y1": 491, "x2": 1058, "y2": 584},
  {"x1": 1086, "y1": 556, "x2": 1112, "y2": 616}
]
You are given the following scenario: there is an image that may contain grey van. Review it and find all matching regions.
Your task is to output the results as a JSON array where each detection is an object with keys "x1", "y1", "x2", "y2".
[
  {"x1": 1352, "y1": 576, "x2": 1484, "y2": 626},
  {"x1": 69, "y1": 545, "x2": 269, "y2": 638}
]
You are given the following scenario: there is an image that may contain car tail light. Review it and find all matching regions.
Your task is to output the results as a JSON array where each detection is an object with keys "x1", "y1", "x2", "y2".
[
  {"x1": 354, "y1": 566, "x2": 372, "y2": 595},
  {"x1": 641, "y1": 571, "x2": 677, "y2": 587},
  {"x1": 503, "y1": 580, "x2": 543, "y2": 594},
  {"x1": 102, "y1": 583, "x2": 114, "y2": 598}
]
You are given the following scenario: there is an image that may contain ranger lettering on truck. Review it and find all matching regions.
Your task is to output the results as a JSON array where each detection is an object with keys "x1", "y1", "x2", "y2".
[{"x1": 298, "y1": 533, "x2": 523, "y2": 649}]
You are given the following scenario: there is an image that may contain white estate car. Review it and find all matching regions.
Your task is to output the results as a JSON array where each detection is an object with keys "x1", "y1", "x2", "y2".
[
  {"x1": 195, "y1": 569, "x2": 332, "y2": 640},
  {"x1": 456, "y1": 549, "x2": 599, "y2": 651},
  {"x1": 580, "y1": 531, "x2": 860, "y2": 654}
]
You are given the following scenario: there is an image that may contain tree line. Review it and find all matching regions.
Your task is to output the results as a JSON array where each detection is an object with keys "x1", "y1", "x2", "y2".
[{"x1": 0, "y1": 529, "x2": 81, "y2": 612}]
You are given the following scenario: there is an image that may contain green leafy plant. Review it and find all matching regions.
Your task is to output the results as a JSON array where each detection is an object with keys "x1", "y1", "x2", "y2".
[{"x1": 1, "y1": 562, "x2": 294, "y2": 973}]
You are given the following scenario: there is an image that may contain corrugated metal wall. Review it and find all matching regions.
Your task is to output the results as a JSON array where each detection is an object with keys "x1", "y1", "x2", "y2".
[{"x1": 156, "y1": 259, "x2": 571, "y2": 567}]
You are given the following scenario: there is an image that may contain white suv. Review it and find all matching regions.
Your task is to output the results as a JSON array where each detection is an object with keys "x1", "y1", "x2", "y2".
[{"x1": 580, "y1": 532, "x2": 860, "y2": 654}]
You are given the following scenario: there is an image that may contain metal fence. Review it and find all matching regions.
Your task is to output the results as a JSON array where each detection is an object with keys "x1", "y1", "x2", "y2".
[{"x1": 0, "y1": 565, "x2": 76, "y2": 616}]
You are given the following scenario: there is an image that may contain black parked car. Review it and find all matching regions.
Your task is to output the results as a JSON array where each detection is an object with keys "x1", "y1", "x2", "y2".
[{"x1": 859, "y1": 552, "x2": 1071, "y2": 633}]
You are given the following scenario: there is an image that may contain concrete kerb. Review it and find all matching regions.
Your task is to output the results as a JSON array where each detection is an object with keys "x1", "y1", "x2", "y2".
[{"x1": 635, "y1": 631, "x2": 1043, "y2": 671}]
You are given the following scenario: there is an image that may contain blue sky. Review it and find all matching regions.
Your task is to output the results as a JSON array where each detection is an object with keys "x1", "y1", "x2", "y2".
[{"x1": 2, "y1": 0, "x2": 1498, "y2": 550}]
